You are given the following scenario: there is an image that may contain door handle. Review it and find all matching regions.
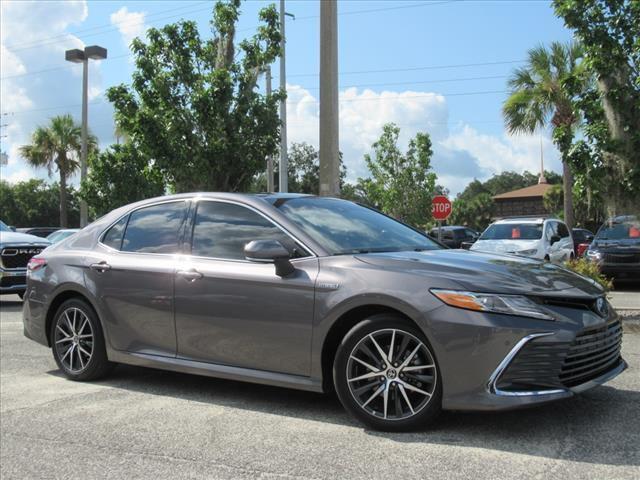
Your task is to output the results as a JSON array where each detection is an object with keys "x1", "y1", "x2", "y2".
[
  {"x1": 176, "y1": 269, "x2": 203, "y2": 282},
  {"x1": 90, "y1": 262, "x2": 111, "y2": 273}
]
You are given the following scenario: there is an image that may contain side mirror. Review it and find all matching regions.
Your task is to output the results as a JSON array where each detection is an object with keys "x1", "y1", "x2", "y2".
[
  {"x1": 244, "y1": 240, "x2": 295, "y2": 277},
  {"x1": 550, "y1": 234, "x2": 561, "y2": 245}
]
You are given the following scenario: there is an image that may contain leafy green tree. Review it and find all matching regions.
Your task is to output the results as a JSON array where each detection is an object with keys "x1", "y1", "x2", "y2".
[
  {"x1": 107, "y1": 0, "x2": 283, "y2": 193},
  {"x1": 553, "y1": 0, "x2": 640, "y2": 213},
  {"x1": 358, "y1": 123, "x2": 437, "y2": 227},
  {"x1": 250, "y1": 142, "x2": 347, "y2": 194},
  {"x1": 0, "y1": 180, "x2": 80, "y2": 227},
  {"x1": 503, "y1": 42, "x2": 586, "y2": 229},
  {"x1": 80, "y1": 144, "x2": 166, "y2": 218},
  {"x1": 449, "y1": 193, "x2": 494, "y2": 232},
  {"x1": 18, "y1": 115, "x2": 96, "y2": 227}
]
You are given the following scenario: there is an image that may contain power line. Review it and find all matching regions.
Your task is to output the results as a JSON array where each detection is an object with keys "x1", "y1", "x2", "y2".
[
  {"x1": 6, "y1": 89, "x2": 506, "y2": 116},
  {"x1": 4, "y1": 3, "x2": 214, "y2": 53},
  {"x1": 297, "y1": 74, "x2": 509, "y2": 91},
  {"x1": 2, "y1": 57, "x2": 522, "y2": 82},
  {"x1": 3, "y1": 2, "x2": 211, "y2": 51}
]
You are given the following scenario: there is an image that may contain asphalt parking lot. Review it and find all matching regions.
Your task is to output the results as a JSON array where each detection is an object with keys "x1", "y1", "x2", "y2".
[{"x1": 1, "y1": 295, "x2": 638, "y2": 480}]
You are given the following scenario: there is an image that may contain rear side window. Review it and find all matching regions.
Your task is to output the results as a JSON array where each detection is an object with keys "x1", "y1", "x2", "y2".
[
  {"x1": 102, "y1": 216, "x2": 129, "y2": 250},
  {"x1": 121, "y1": 202, "x2": 187, "y2": 254},
  {"x1": 191, "y1": 201, "x2": 307, "y2": 260}
]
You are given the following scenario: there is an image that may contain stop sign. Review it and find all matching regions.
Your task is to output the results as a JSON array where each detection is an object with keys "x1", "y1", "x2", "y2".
[{"x1": 432, "y1": 195, "x2": 452, "y2": 221}]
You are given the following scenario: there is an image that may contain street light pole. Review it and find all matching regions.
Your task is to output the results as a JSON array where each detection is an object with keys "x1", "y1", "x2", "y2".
[
  {"x1": 319, "y1": 0, "x2": 340, "y2": 197},
  {"x1": 80, "y1": 57, "x2": 89, "y2": 226},
  {"x1": 65, "y1": 45, "x2": 107, "y2": 227}
]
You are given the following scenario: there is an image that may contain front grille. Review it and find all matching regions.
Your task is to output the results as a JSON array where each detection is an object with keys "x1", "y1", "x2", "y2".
[
  {"x1": 0, "y1": 247, "x2": 45, "y2": 269},
  {"x1": 603, "y1": 252, "x2": 640, "y2": 264},
  {"x1": 559, "y1": 321, "x2": 623, "y2": 388}
]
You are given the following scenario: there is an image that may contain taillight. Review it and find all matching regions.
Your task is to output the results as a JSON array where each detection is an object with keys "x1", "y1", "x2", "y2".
[{"x1": 27, "y1": 257, "x2": 47, "y2": 273}]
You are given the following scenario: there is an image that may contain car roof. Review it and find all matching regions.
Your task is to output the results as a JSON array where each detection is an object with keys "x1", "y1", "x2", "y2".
[{"x1": 494, "y1": 217, "x2": 549, "y2": 224}]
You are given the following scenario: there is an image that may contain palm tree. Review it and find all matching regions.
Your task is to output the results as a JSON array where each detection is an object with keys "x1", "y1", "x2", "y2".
[
  {"x1": 503, "y1": 41, "x2": 586, "y2": 229},
  {"x1": 19, "y1": 115, "x2": 96, "y2": 227}
]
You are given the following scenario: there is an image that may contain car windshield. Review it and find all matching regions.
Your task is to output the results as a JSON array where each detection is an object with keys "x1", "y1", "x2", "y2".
[
  {"x1": 272, "y1": 197, "x2": 441, "y2": 255},
  {"x1": 0, "y1": 220, "x2": 10, "y2": 232},
  {"x1": 480, "y1": 223, "x2": 543, "y2": 240},
  {"x1": 596, "y1": 219, "x2": 640, "y2": 240}
]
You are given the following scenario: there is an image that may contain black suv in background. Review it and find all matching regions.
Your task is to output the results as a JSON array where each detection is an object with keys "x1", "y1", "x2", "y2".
[
  {"x1": 586, "y1": 216, "x2": 640, "y2": 280},
  {"x1": 428, "y1": 226, "x2": 479, "y2": 249}
]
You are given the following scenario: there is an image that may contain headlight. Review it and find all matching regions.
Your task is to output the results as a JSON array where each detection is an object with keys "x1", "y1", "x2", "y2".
[
  {"x1": 515, "y1": 248, "x2": 538, "y2": 256},
  {"x1": 586, "y1": 249, "x2": 603, "y2": 261},
  {"x1": 431, "y1": 289, "x2": 554, "y2": 321}
]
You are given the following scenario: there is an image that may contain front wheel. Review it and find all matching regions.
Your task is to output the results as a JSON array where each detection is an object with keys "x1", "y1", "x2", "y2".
[
  {"x1": 333, "y1": 315, "x2": 442, "y2": 431},
  {"x1": 51, "y1": 298, "x2": 113, "y2": 381}
]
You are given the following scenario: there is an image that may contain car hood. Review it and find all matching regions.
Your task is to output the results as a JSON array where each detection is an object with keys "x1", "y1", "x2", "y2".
[
  {"x1": 0, "y1": 231, "x2": 51, "y2": 245},
  {"x1": 470, "y1": 239, "x2": 539, "y2": 254},
  {"x1": 355, "y1": 249, "x2": 602, "y2": 297}
]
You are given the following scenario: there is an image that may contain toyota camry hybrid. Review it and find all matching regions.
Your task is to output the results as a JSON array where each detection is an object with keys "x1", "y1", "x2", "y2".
[{"x1": 22, "y1": 193, "x2": 627, "y2": 431}]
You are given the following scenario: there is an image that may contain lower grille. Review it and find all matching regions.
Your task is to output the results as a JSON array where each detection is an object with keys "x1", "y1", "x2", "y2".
[
  {"x1": 603, "y1": 252, "x2": 640, "y2": 264},
  {"x1": 0, "y1": 275, "x2": 26, "y2": 288},
  {"x1": 559, "y1": 321, "x2": 623, "y2": 387},
  {"x1": 495, "y1": 341, "x2": 568, "y2": 392},
  {"x1": 0, "y1": 247, "x2": 45, "y2": 269}
]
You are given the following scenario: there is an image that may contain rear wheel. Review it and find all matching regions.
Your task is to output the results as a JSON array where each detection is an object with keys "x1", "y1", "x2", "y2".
[
  {"x1": 51, "y1": 298, "x2": 113, "y2": 381},
  {"x1": 333, "y1": 314, "x2": 442, "y2": 431}
]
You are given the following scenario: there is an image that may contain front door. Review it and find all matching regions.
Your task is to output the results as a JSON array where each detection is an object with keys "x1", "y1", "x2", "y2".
[{"x1": 174, "y1": 200, "x2": 318, "y2": 376}]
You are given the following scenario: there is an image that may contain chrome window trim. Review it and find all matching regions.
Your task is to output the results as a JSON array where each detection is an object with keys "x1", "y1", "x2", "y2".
[
  {"x1": 188, "y1": 197, "x2": 318, "y2": 261},
  {"x1": 97, "y1": 197, "x2": 318, "y2": 261},
  {"x1": 486, "y1": 332, "x2": 568, "y2": 397}
]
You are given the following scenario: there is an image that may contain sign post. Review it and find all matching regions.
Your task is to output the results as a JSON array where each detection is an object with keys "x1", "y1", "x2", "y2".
[{"x1": 431, "y1": 195, "x2": 452, "y2": 243}]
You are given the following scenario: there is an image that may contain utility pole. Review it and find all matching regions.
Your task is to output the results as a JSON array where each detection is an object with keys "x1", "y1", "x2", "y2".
[
  {"x1": 265, "y1": 66, "x2": 274, "y2": 192},
  {"x1": 319, "y1": 0, "x2": 340, "y2": 197},
  {"x1": 279, "y1": 0, "x2": 288, "y2": 193}
]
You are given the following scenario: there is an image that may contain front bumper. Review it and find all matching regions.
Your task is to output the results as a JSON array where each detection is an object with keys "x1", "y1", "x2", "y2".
[
  {"x1": 600, "y1": 262, "x2": 640, "y2": 279},
  {"x1": 420, "y1": 303, "x2": 627, "y2": 412},
  {"x1": 0, "y1": 268, "x2": 27, "y2": 294}
]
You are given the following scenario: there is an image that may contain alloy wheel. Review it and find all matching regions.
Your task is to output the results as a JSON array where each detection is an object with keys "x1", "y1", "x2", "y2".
[
  {"x1": 346, "y1": 328, "x2": 437, "y2": 421},
  {"x1": 54, "y1": 307, "x2": 94, "y2": 373}
]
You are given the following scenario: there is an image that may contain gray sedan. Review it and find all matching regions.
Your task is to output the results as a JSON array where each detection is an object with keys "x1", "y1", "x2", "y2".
[{"x1": 22, "y1": 193, "x2": 627, "y2": 431}]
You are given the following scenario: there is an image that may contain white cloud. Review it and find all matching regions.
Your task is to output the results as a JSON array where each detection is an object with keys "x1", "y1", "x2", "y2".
[
  {"x1": 110, "y1": 7, "x2": 147, "y2": 48},
  {"x1": 0, "y1": 0, "x2": 115, "y2": 186},
  {"x1": 285, "y1": 84, "x2": 561, "y2": 195}
]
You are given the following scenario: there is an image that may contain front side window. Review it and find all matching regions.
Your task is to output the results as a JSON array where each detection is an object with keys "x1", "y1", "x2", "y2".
[
  {"x1": 557, "y1": 222, "x2": 570, "y2": 238},
  {"x1": 191, "y1": 201, "x2": 307, "y2": 260},
  {"x1": 273, "y1": 197, "x2": 441, "y2": 255},
  {"x1": 121, "y1": 202, "x2": 187, "y2": 254}
]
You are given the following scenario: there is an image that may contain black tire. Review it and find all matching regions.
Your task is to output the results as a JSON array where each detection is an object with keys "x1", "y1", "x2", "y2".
[
  {"x1": 50, "y1": 298, "x2": 113, "y2": 381},
  {"x1": 333, "y1": 314, "x2": 442, "y2": 432}
]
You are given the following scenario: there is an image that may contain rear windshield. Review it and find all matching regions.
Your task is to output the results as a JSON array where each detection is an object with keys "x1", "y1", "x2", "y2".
[
  {"x1": 596, "y1": 219, "x2": 640, "y2": 240},
  {"x1": 480, "y1": 223, "x2": 543, "y2": 240}
]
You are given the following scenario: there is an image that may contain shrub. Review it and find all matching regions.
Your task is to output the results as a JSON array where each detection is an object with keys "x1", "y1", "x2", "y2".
[{"x1": 564, "y1": 258, "x2": 614, "y2": 291}]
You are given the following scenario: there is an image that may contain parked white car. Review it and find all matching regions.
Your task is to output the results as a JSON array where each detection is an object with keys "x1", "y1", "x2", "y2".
[{"x1": 470, "y1": 217, "x2": 574, "y2": 263}]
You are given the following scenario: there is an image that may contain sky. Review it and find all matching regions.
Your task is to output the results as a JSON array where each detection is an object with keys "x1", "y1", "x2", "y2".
[{"x1": 0, "y1": 0, "x2": 574, "y2": 196}]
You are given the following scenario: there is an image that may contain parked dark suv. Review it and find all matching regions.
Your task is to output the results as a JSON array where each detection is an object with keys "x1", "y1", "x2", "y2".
[
  {"x1": 586, "y1": 215, "x2": 640, "y2": 280},
  {"x1": 23, "y1": 194, "x2": 626, "y2": 431},
  {"x1": 428, "y1": 226, "x2": 478, "y2": 249}
]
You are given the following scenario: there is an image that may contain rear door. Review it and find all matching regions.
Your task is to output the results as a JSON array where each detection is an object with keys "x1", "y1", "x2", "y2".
[
  {"x1": 173, "y1": 199, "x2": 318, "y2": 376},
  {"x1": 85, "y1": 200, "x2": 189, "y2": 357}
]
